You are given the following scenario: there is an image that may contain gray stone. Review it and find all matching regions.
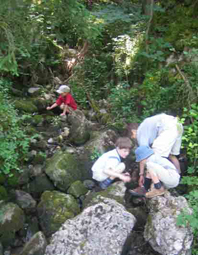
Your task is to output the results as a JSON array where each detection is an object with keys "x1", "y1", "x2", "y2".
[
  {"x1": 144, "y1": 192, "x2": 193, "y2": 255},
  {"x1": 14, "y1": 190, "x2": 36, "y2": 212},
  {"x1": 45, "y1": 196, "x2": 136, "y2": 255},
  {"x1": 19, "y1": 231, "x2": 47, "y2": 255},
  {"x1": 28, "y1": 87, "x2": 41, "y2": 95},
  {"x1": 0, "y1": 202, "x2": 25, "y2": 247},
  {"x1": 68, "y1": 109, "x2": 90, "y2": 146},
  {"x1": 83, "y1": 182, "x2": 127, "y2": 209}
]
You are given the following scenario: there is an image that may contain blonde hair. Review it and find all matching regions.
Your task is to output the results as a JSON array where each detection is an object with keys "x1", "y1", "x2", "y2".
[{"x1": 115, "y1": 137, "x2": 132, "y2": 149}]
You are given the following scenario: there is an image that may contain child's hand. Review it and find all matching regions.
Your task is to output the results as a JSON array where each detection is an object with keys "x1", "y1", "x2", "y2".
[
  {"x1": 46, "y1": 106, "x2": 51, "y2": 110},
  {"x1": 121, "y1": 174, "x2": 131, "y2": 183},
  {"x1": 60, "y1": 113, "x2": 66, "y2": 116}
]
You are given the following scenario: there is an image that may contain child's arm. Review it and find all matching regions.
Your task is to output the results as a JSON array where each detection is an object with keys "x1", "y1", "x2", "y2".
[
  {"x1": 103, "y1": 168, "x2": 131, "y2": 182},
  {"x1": 138, "y1": 160, "x2": 146, "y2": 186},
  {"x1": 46, "y1": 103, "x2": 58, "y2": 110}
]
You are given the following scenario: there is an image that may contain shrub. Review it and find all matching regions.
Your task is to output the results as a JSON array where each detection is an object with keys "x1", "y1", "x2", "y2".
[
  {"x1": 177, "y1": 104, "x2": 198, "y2": 254},
  {"x1": 0, "y1": 78, "x2": 30, "y2": 175}
]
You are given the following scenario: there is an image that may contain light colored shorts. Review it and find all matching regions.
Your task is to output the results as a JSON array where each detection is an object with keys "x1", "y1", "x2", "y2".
[
  {"x1": 152, "y1": 116, "x2": 183, "y2": 157},
  {"x1": 146, "y1": 161, "x2": 180, "y2": 189},
  {"x1": 92, "y1": 162, "x2": 126, "y2": 182},
  {"x1": 60, "y1": 103, "x2": 74, "y2": 113}
]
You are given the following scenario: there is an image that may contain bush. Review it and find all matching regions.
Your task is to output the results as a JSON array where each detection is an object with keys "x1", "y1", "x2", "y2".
[
  {"x1": 177, "y1": 104, "x2": 198, "y2": 254},
  {"x1": 0, "y1": 78, "x2": 30, "y2": 175}
]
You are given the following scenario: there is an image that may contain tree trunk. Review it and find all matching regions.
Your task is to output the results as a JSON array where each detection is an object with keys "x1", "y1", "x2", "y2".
[{"x1": 142, "y1": 0, "x2": 153, "y2": 16}]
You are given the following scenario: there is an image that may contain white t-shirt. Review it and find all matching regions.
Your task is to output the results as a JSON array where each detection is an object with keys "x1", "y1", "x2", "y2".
[
  {"x1": 137, "y1": 113, "x2": 176, "y2": 146},
  {"x1": 92, "y1": 149, "x2": 121, "y2": 182}
]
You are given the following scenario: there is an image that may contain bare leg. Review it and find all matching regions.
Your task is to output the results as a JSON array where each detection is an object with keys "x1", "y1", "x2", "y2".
[{"x1": 146, "y1": 172, "x2": 159, "y2": 184}]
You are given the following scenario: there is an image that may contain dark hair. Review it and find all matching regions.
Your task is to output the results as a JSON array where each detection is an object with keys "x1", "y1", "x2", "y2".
[
  {"x1": 115, "y1": 137, "x2": 132, "y2": 149},
  {"x1": 122, "y1": 123, "x2": 139, "y2": 137}
]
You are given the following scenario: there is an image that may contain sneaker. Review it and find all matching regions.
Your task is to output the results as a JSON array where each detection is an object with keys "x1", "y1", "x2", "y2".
[
  {"x1": 99, "y1": 178, "x2": 113, "y2": 190},
  {"x1": 128, "y1": 186, "x2": 147, "y2": 197},
  {"x1": 145, "y1": 186, "x2": 166, "y2": 198}
]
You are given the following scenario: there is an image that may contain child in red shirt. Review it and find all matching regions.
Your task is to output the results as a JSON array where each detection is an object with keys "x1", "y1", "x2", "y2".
[{"x1": 46, "y1": 85, "x2": 77, "y2": 116}]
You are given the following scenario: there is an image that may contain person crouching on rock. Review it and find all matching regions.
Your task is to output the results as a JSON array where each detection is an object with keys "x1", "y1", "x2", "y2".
[
  {"x1": 91, "y1": 137, "x2": 132, "y2": 190},
  {"x1": 46, "y1": 85, "x2": 77, "y2": 116},
  {"x1": 129, "y1": 145, "x2": 180, "y2": 198}
]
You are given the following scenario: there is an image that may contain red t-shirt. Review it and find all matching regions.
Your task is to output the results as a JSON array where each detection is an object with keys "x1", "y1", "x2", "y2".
[{"x1": 56, "y1": 93, "x2": 77, "y2": 110}]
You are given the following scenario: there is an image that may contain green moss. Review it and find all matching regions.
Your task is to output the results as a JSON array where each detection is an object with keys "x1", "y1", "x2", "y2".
[
  {"x1": 68, "y1": 180, "x2": 88, "y2": 198},
  {"x1": 14, "y1": 100, "x2": 38, "y2": 113},
  {"x1": 69, "y1": 130, "x2": 90, "y2": 146},
  {"x1": 31, "y1": 115, "x2": 43, "y2": 126},
  {"x1": 37, "y1": 191, "x2": 80, "y2": 236},
  {"x1": 45, "y1": 150, "x2": 86, "y2": 191},
  {"x1": 144, "y1": 214, "x2": 153, "y2": 237}
]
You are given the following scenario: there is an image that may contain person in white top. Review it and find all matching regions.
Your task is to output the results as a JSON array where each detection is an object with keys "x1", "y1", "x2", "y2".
[
  {"x1": 92, "y1": 137, "x2": 132, "y2": 189},
  {"x1": 130, "y1": 113, "x2": 183, "y2": 187},
  {"x1": 129, "y1": 145, "x2": 180, "y2": 198}
]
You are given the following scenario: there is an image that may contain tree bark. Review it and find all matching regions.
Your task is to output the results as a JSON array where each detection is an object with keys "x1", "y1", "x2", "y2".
[{"x1": 142, "y1": 0, "x2": 154, "y2": 16}]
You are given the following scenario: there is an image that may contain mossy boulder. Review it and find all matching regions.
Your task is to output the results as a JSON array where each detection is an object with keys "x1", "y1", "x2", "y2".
[
  {"x1": 14, "y1": 100, "x2": 38, "y2": 113},
  {"x1": 83, "y1": 182, "x2": 127, "y2": 209},
  {"x1": 68, "y1": 109, "x2": 91, "y2": 146},
  {"x1": 37, "y1": 190, "x2": 80, "y2": 237},
  {"x1": 0, "y1": 202, "x2": 25, "y2": 247},
  {"x1": 84, "y1": 129, "x2": 117, "y2": 157},
  {"x1": 23, "y1": 174, "x2": 54, "y2": 198},
  {"x1": 45, "y1": 150, "x2": 89, "y2": 191},
  {"x1": 67, "y1": 180, "x2": 88, "y2": 198},
  {"x1": 19, "y1": 231, "x2": 47, "y2": 255},
  {"x1": 79, "y1": 129, "x2": 117, "y2": 173},
  {"x1": 32, "y1": 98, "x2": 48, "y2": 112},
  {"x1": 31, "y1": 115, "x2": 44, "y2": 126}
]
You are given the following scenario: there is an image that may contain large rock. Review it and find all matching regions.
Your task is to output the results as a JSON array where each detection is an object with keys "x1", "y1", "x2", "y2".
[
  {"x1": 68, "y1": 109, "x2": 90, "y2": 146},
  {"x1": 79, "y1": 129, "x2": 118, "y2": 174},
  {"x1": 67, "y1": 180, "x2": 88, "y2": 198},
  {"x1": 144, "y1": 192, "x2": 193, "y2": 255},
  {"x1": 45, "y1": 196, "x2": 136, "y2": 255},
  {"x1": 45, "y1": 150, "x2": 90, "y2": 191},
  {"x1": 23, "y1": 174, "x2": 55, "y2": 198},
  {"x1": 13, "y1": 190, "x2": 37, "y2": 213},
  {"x1": 0, "y1": 202, "x2": 25, "y2": 247},
  {"x1": 37, "y1": 190, "x2": 80, "y2": 237},
  {"x1": 19, "y1": 231, "x2": 47, "y2": 255},
  {"x1": 84, "y1": 129, "x2": 117, "y2": 156},
  {"x1": 83, "y1": 181, "x2": 127, "y2": 208},
  {"x1": 14, "y1": 99, "x2": 38, "y2": 113}
]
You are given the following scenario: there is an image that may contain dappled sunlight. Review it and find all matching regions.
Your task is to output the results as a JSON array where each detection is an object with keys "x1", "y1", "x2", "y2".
[{"x1": 113, "y1": 33, "x2": 144, "y2": 76}]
